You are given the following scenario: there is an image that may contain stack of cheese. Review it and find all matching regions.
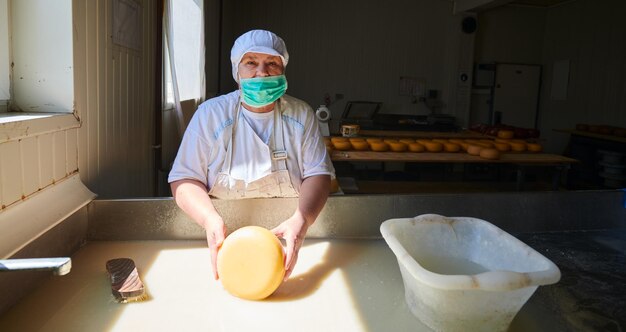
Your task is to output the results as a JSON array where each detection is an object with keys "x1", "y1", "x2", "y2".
[{"x1": 324, "y1": 131, "x2": 543, "y2": 161}]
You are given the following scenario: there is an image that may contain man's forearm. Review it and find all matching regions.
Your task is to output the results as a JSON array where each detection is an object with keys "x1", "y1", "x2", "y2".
[
  {"x1": 294, "y1": 175, "x2": 331, "y2": 226},
  {"x1": 170, "y1": 179, "x2": 221, "y2": 228}
]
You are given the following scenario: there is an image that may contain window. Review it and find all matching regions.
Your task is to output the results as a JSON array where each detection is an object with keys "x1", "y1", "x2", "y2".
[{"x1": 0, "y1": 0, "x2": 73, "y2": 115}]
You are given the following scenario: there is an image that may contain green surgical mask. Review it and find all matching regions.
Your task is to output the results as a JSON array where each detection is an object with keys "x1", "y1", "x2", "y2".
[{"x1": 240, "y1": 75, "x2": 288, "y2": 107}]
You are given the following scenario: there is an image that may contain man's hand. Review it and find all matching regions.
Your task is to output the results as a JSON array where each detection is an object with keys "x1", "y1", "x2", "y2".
[
  {"x1": 271, "y1": 214, "x2": 309, "y2": 280},
  {"x1": 205, "y1": 216, "x2": 226, "y2": 280},
  {"x1": 171, "y1": 179, "x2": 225, "y2": 279}
]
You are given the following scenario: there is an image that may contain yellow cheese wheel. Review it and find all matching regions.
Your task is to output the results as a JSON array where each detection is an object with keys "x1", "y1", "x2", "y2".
[
  {"x1": 351, "y1": 140, "x2": 370, "y2": 151},
  {"x1": 370, "y1": 141, "x2": 389, "y2": 152},
  {"x1": 330, "y1": 137, "x2": 349, "y2": 144},
  {"x1": 443, "y1": 142, "x2": 461, "y2": 152},
  {"x1": 217, "y1": 226, "x2": 285, "y2": 300},
  {"x1": 467, "y1": 144, "x2": 483, "y2": 156},
  {"x1": 333, "y1": 141, "x2": 352, "y2": 151},
  {"x1": 408, "y1": 142, "x2": 425, "y2": 152},
  {"x1": 424, "y1": 141, "x2": 443, "y2": 152},
  {"x1": 389, "y1": 142, "x2": 408, "y2": 152},
  {"x1": 527, "y1": 143, "x2": 543, "y2": 152},
  {"x1": 479, "y1": 148, "x2": 501, "y2": 160},
  {"x1": 509, "y1": 142, "x2": 527, "y2": 152},
  {"x1": 493, "y1": 142, "x2": 511, "y2": 152}
]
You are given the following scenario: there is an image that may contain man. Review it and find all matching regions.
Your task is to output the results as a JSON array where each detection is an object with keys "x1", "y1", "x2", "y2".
[{"x1": 169, "y1": 29, "x2": 334, "y2": 281}]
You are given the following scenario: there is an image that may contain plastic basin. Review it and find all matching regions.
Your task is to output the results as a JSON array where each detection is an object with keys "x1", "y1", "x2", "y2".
[{"x1": 380, "y1": 214, "x2": 561, "y2": 332}]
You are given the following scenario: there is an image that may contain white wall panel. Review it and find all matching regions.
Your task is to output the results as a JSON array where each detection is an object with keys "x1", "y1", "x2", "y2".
[
  {"x1": 53, "y1": 132, "x2": 67, "y2": 181},
  {"x1": 19, "y1": 137, "x2": 39, "y2": 195},
  {"x1": 74, "y1": 0, "x2": 156, "y2": 198},
  {"x1": 38, "y1": 133, "x2": 54, "y2": 189},
  {"x1": 0, "y1": 141, "x2": 22, "y2": 207},
  {"x1": 0, "y1": 127, "x2": 82, "y2": 209},
  {"x1": 66, "y1": 128, "x2": 78, "y2": 175}
]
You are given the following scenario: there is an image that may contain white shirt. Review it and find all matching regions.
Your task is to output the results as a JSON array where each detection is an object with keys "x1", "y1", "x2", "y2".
[{"x1": 168, "y1": 91, "x2": 335, "y2": 193}]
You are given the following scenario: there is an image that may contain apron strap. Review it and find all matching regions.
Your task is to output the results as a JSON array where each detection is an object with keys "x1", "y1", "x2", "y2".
[
  {"x1": 270, "y1": 100, "x2": 288, "y2": 172},
  {"x1": 221, "y1": 101, "x2": 242, "y2": 174}
]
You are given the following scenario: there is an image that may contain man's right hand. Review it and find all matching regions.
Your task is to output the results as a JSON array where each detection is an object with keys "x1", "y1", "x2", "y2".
[
  {"x1": 205, "y1": 217, "x2": 226, "y2": 280},
  {"x1": 170, "y1": 179, "x2": 226, "y2": 280}
]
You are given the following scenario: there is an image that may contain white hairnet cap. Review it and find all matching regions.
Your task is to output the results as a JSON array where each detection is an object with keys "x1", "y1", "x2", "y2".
[{"x1": 230, "y1": 30, "x2": 289, "y2": 82}]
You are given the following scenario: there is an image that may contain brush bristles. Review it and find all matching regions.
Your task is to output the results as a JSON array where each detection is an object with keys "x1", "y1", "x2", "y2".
[{"x1": 114, "y1": 292, "x2": 149, "y2": 304}]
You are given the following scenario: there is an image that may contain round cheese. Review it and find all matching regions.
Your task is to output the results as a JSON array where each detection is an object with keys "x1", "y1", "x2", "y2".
[
  {"x1": 389, "y1": 142, "x2": 408, "y2": 152},
  {"x1": 370, "y1": 142, "x2": 389, "y2": 152},
  {"x1": 217, "y1": 226, "x2": 285, "y2": 300},
  {"x1": 467, "y1": 144, "x2": 483, "y2": 156},
  {"x1": 351, "y1": 140, "x2": 370, "y2": 151},
  {"x1": 479, "y1": 148, "x2": 501, "y2": 160},
  {"x1": 333, "y1": 141, "x2": 352, "y2": 151},
  {"x1": 408, "y1": 142, "x2": 425, "y2": 152}
]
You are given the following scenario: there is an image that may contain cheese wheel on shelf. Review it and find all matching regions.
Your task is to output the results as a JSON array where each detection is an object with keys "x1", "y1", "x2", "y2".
[
  {"x1": 443, "y1": 142, "x2": 461, "y2": 153},
  {"x1": 366, "y1": 138, "x2": 383, "y2": 144},
  {"x1": 217, "y1": 226, "x2": 285, "y2": 300},
  {"x1": 389, "y1": 142, "x2": 408, "y2": 152},
  {"x1": 330, "y1": 137, "x2": 349, "y2": 144},
  {"x1": 333, "y1": 141, "x2": 352, "y2": 151},
  {"x1": 493, "y1": 142, "x2": 511, "y2": 152},
  {"x1": 527, "y1": 143, "x2": 543, "y2": 152},
  {"x1": 399, "y1": 138, "x2": 415, "y2": 145},
  {"x1": 459, "y1": 142, "x2": 470, "y2": 152},
  {"x1": 432, "y1": 139, "x2": 448, "y2": 144},
  {"x1": 351, "y1": 140, "x2": 370, "y2": 151},
  {"x1": 509, "y1": 142, "x2": 527, "y2": 152},
  {"x1": 479, "y1": 148, "x2": 501, "y2": 160},
  {"x1": 467, "y1": 144, "x2": 483, "y2": 156},
  {"x1": 408, "y1": 142, "x2": 425, "y2": 152},
  {"x1": 424, "y1": 141, "x2": 443, "y2": 152},
  {"x1": 369, "y1": 141, "x2": 389, "y2": 152}
]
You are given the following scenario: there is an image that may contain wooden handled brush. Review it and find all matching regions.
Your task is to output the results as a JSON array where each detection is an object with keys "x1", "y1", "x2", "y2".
[{"x1": 106, "y1": 258, "x2": 146, "y2": 303}]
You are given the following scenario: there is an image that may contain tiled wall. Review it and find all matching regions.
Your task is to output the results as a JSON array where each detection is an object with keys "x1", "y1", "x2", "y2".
[{"x1": 0, "y1": 126, "x2": 78, "y2": 209}]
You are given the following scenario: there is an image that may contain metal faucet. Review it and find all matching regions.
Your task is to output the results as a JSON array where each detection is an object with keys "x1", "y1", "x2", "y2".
[{"x1": 0, "y1": 257, "x2": 72, "y2": 276}]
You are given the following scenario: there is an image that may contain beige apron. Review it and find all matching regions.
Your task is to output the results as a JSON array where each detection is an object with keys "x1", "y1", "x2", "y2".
[{"x1": 209, "y1": 101, "x2": 298, "y2": 199}]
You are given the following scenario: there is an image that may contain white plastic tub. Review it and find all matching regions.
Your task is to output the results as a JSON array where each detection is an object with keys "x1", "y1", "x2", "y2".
[{"x1": 380, "y1": 214, "x2": 561, "y2": 332}]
